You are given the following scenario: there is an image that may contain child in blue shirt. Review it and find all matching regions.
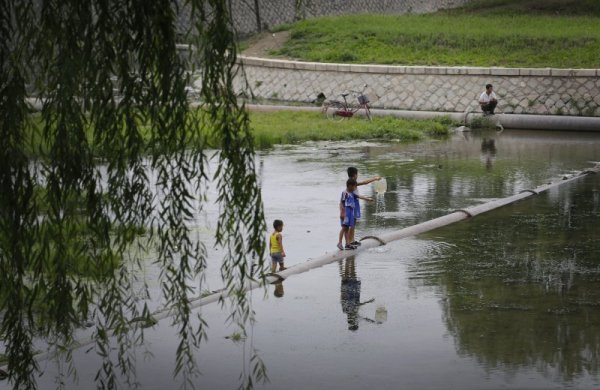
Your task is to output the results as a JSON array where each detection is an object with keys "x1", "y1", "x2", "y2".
[
  {"x1": 345, "y1": 166, "x2": 379, "y2": 246},
  {"x1": 338, "y1": 178, "x2": 359, "y2": 250}
]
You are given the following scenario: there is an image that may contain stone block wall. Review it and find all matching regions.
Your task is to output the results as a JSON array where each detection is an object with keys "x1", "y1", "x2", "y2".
[{"x1": 233, "y1": 57, "x2": 600, "y2": 116}]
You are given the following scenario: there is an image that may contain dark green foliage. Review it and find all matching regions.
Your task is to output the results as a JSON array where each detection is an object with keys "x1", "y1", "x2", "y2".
[
  {"x1": 450, "y1": 0, "x2": 600, "y2": 16},
  {"x1": 470, "y1": 116, "x2": 497, "y2": 129},
  {"x1": 0, "y1": 1, "x2": 266, "y2": 389}
]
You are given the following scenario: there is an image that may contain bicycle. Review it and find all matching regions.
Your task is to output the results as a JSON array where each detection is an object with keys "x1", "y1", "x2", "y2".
[{"x1": 322, "y1": 85, "x2": 372, "y2": 121}]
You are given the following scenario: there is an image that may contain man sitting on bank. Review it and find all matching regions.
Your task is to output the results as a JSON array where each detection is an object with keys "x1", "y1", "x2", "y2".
[{"x1": 479, "y1": 83, "x2": 498, "y2": 115}]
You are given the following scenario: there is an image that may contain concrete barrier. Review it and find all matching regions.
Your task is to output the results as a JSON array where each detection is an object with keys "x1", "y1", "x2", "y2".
[{"x1": 235, "y1": 56, "x2": 600, "y2": 117}]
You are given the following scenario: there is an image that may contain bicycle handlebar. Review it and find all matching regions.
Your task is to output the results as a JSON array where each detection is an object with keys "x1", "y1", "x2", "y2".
[{"x1": 346, "y1": 85, "x2": 368, "y2": 95}]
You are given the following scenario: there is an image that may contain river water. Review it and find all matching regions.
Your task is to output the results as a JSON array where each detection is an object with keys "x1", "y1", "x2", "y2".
[{"x1": 5, "y1": 129, "x2": 600, "y2": 389}]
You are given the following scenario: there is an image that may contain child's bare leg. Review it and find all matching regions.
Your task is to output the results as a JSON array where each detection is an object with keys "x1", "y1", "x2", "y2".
[
  {"x1": 279, "y1": 262, "x2": 286, "y2": 271},
  {"x1": 344, "y1": 228, "x2": 351, "y2": 247},
  {"x1": 338, "y1": 227, "x2": 345, "y2": 245},
  {"x1": 349, "y1": 226, "x2": 356, "y2": 243},
  {"x1": 271, "y1": 261, "x2": 277, "y2": 273},
  {"x1": 338, "y1": 226, "x2": 348, "y2": 249}
]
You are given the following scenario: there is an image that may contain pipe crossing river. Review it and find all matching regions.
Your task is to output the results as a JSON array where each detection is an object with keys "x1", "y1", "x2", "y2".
[
  {"x1": 1, "y1": 165, "x2": 598, "y2": 372},
  {"x1": 177, "y1": 164, "x2": 600, "y2": 313}
]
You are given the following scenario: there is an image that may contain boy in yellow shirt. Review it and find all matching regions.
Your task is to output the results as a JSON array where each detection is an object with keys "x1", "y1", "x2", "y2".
[{"x1": 269, "y1": 219, "x2": 286, "y2": 272}]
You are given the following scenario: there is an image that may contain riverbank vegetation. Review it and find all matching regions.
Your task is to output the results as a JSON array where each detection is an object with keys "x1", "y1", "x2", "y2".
[
  {"x1": 268, "y1": 0, "x2": 600, "y2": 68},
  {"x1": 248, "y1": 111, "x2": 453, "y2": 147},
  {"x1": 25, "y1": 110, "x2": 454, "y2": 154}
]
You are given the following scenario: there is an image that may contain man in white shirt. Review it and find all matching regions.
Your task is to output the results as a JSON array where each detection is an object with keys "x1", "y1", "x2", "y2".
[{"x1": 479, "y1": 83, "x2": 498, "y2": 115}]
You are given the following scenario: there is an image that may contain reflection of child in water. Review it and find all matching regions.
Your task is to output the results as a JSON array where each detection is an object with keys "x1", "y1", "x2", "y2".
[
  {"x1": 339, "y1": 257, "x2": 373, "y2": 331},
  {"x1": 273, "y1": 281, "x2": 284, "y2": 298}
]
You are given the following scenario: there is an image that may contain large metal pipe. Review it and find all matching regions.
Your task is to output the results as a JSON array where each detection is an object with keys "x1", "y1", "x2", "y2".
[{"x1": 494, "y1": 114, "x2": 600, "y2": 132}]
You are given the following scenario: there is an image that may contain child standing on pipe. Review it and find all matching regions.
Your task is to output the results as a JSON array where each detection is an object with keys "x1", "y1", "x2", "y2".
[
  {"x1": 344, "y1": 167, "x2": 379, "y2": 246},
  {"x1": 338, "y1": 179, "x2": 359, "y2": 250},
  {"x1": 270, "y1": 219, "x2": 286, "y2": 272}
]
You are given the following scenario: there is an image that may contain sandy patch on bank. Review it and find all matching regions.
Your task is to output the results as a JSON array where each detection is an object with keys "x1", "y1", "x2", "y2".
[{"x1": 242, "y1": 31, "x2": 290, "y2": 58}]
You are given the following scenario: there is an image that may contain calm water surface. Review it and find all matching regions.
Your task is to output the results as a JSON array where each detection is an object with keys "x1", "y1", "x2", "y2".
[{"x1": 7, "y1": 129, "x2": 600, "y2": 389}]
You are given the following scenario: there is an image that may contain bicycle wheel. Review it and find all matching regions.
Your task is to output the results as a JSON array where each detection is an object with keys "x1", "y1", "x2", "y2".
[{"x1": 324, "y1": 101, "x2": 346, "y2": 122}]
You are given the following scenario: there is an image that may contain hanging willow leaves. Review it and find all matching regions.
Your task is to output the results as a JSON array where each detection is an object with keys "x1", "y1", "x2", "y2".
[{"x1": 0, "y1": 0, "x2": 266, "y2": 389}]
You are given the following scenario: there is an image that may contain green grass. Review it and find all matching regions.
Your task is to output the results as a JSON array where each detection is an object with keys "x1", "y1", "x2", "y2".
[
  {"x1": 23, "y1": 110, "x2": 453, "y2": 155},
  {"x1": 248, "y1": 111, "x2": 453, "y2": 148},
  {"x1": 270, "y1": 0, "x2": 600, "y2": 68}
]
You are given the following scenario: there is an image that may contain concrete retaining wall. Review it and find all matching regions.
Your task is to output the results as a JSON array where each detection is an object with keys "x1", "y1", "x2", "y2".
[{"x1": 234, "y1": 56, "x2": 600, "y2": 116}]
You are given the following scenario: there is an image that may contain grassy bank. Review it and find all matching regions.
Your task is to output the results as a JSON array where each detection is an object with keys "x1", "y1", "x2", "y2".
[
  {"x1": 270, "y1": 0, "x2": 600, "y2": 68},
  {"x1": 24, "y1": 110, "x2": 453, "y2": 154},
  {"x1": 248, "y1": 111, "x2": 452, "y2": 148}
]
